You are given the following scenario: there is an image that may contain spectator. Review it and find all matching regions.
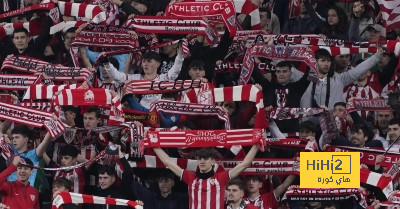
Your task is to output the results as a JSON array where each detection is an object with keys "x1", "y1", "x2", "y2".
[
  {"x1": 226, "y1": 178, "x2": 258, "y2": 209},
  {"x1": 300, "y1": 47, "x2": 383, "y2": 110},
  {"x1": 375, "y1": 111, "x2": 395, "y2": 140},
  {"x1": 0, "y1": 156, "x2": 39, "y2": 209},
  {"x1": 52, "y1": 177, "x2": 79, "y2": 209},
  {"x1": 282, "y1": 0, "x2": 323, "y2": 34},
  {"x1": 322, "y1": 6, "x2": 349, "y2": 40},
  {"x1": 388, "y1": 118, "x2": 400, "y2": 146},
  {"x1": 348, "y1": 0, "x2": 373, "y2": 41},
  {"x1": 245, "y1": 175, "x2": 296, "y2": 208},
  {"x1": 6, "y1": 126, "x2": 51, "y2": 186},
  {"x1": 153, "y1": 146, "x2": 259, "y2": 209},
  {"x1": 131, "y1": 169, "x2": 188, "y2": 209}
]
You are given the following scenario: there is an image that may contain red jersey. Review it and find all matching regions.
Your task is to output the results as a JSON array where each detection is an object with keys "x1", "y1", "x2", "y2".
[
  {"x1": 244, "y1": 192, "x2": 279, "y2": 209},
  {"x1": 182, "y1": 170, "x2": 230, "y2": 209},
  {"x1": 49, "y1": 160, "x2": 86, "y2": 194},
  {"x1": 0, "y1": 164, "x2": 40, "y2": 209},
  {"x1": 227, "y1": 201, "x2": 259, "y2": 209}
]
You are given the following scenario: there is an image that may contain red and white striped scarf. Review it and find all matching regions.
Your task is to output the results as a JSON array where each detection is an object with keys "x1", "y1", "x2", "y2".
[
  {"x1": 273, "y1": 35, "x2": 373, "y2": 48},
  {"x1": 360, "y1": 168, "x2": 393, "y2": 197},
  {"x1": 0, "y1": 102, "x2": 65, "y2": 138},
  {"x1": 143, "y1": 129, "x2": 263, "y2": 149},
  {"x1": 91, "y1": 0, "x2": 119, "y2": 25},
  {"x1": 52, "y1": 88, "x2": 124, "y2": 125},
  {"x1": 326, "y1": 145, "x2": 400, "y2": 168},
  {"x1": 149, "y1": 100, "x2": 231, "y2": 129},
  {"x1": 50, "y1": 21, "x2": 87, "y2": 35},
  {"x1": 285, "y1": 186, "x2": 366, "y2": 205},
  {"x1": 165, "y1": 1, "x2": 237, "y2": 37},
  {"x1": 240, "y1": 44, "x2": 319, "y2": 85},
  {"x1": 376, "y1": 0, "x2": 400, "y2": 32},
  {"x1": 125, "y1": 80, "x2": 202, "y2": 95},
  {"x1": 0, "y1": 3, "x2": 56, "y2": 20},
  {"x1": 123, "y1": 16, "x2": 219, "y2": 46},
  {"x1": 0, "y1": 19, "x2": 43, "y2": 40},
  {"x1": 182, "y1": 0, "x2": 260, "y2": 30},
  {"x1": 57, "y1": 1, "x2": 106, "y2": 24},
  {"x1": 2, "y1": 56, "x2": 93, "y2": 83},
  {"x1": 52, "y1": 192, "x2": 142, "y2": 209},
  {"x1": 268, "y1": 107, "x2": 324, "y2": 120},
  {"x1": 346, "y1": 98, "x2": 392, "y2": 113},
  {"x1": 120, "y1": 122, "x2": 144, "y2": 159},
  {"x1": 23, "y1": 84, "x2": 80, "y2": 101},
  {"x1": 20, "y1": 101, "x2": 52, "y2": 111},
  {"x1": 382, "y1": 72, "x2": 400, "y2": 97},
  {"x1": 70, "y1": 27, "x2": 139, "y2": 67},
  {"x1": 0, "y1": 74, "x2": 43, "y2": 91}
]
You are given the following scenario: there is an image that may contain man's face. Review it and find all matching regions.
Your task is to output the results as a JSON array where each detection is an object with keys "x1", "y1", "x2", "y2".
[
  {"x1": 161, "y1": 39, "x2": 178, "y2": 56},
  {"x1": 64, "y1": 111, "x2": 76, "y2": 126},
  {"x1": 99, "y1": 173, "x2": 115, "y2": 189},
  {"x1": 350, "y1": 129, "x2": 367, "y2": 147},
  {"x1": 13, "y1": 32, "x2": 30, "y2": 52},
  {"x1": 188, "y1": 67, "x2": 205, "y2": 80},
  {"x1": 367, "y1": 28, "x2": 381, "y2": 42},
  {"x1": 317, "y1": 58, "x2": 331, "y2": 75},
  {"x1": 388, "y1": 124, "x2": 400, "y2": 141},
  {"x1": 334, "y1": 55, "x2": 350, "y2": 69},
  {"x1": 260, "y1": 11, "x2": 269, "y2": 29},
  {"x1": 158, "y1": 178, "x2": 174, "y2": 194},
  {"x1": 275, "y1": 66, "x2": 292, "y2": 84},
  {"x1": 227, "y1": 185, "x2": 244, "y2": 204},
  {"x1": 16, "y1": 166, "x2": 33, "y2": 183},
  {"x1": 299, "y1": 129, "x2": 315, "y2": 138},
  {"x1": 377, "y1": 111, "x2": 394, "y2": 130},
  {"x1": 131, "y1": 2, "x2": 147, "y2": 14},
  {"x1": 83, "y1": 111, "x2": 100, "y2": 130},
  {"x1": 64, "y1": 32, "x2": 76, "y2": 50},
  {"x1": 60, "y1": 155, "x2": 76, "y2": 167},
  {"x1": 333, "y1": 105, "x2": 346, "y2": 118},
  {"x1": 246, "y1": 179, "x2": 262, "y2": 194},
  {"x1": 142, "y1": 59, "x2": 160, "y2": 75},
  {"x1": 197, "y1": 157, "x2": 215, "y2": 173},
  {"x1": 378, "y1": 54, "x2": 391, "y2": 69},
  {"x1": 12, "y1": 134, "x2": 28, "y2": 151}
]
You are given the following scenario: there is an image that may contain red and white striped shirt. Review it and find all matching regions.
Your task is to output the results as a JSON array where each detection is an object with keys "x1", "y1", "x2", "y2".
[
  {"x1": 49, "y1": 160, "x2": 86, "y2": 194},
  {"x1": 182, "y1": 170, "x2": 230, "y2": 209},
  {"x1": 244, "y1": 192, "x2": 279, "y2": 209}
]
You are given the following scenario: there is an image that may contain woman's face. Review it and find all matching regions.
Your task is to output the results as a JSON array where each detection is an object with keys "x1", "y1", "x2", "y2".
[
  {"x1": 132, "y1": 2, "x2": 147, "y2": 14},
  {"x1": 223, "y1": 102, "x2": 236, "y2": 116},
  {"x1": 188, "y1": 67, "x2": 205, "y2": 80},
  {"x1": 327, "y1": 9, "x2": 339, "y2": 26},
  {"x1": 353, "y1": 2, "x2": 364, "y2": 17}
]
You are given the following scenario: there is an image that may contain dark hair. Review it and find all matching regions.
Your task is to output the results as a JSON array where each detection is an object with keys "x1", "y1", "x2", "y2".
[
  {"x1": 327, "y1": 6, "x2": 348, "y2": 33},
  {"x1": 227, "y1": 178, "x2": 246, "y2": 191},
  {"x1": 299, "y1": 121, "x2": 316, "y2": 133},
  {"x1": 59, "y1": 145, "x2": 79, "y2": 158},
  {"x1": 11, "y1": 126, "x2": 32, "y2": 140},
  {"x1": 85, "y1": 106, "x2": 101, "y2": 119},
  {"x1": 177, "y1": 120, "x2": 196, "y2": 130},
  {"x1": 188, "y1": 60, "x2": 206, "y2": 71},
  {"x1": 352, "y1": 0, "x2": 373, "y2": 19},
  {"x1": 65, "y1": 27, "x2": 76, "y2": 34},
  {"x1": 334, "y1": 102, "x2": 346, "y2": 108},
  {"x1": 350, "y1": 123, "x2": 369, "y2": 136},
  {"x1": 63, "y1": 106, "x2": 77, "y2": 113},
  {"x1": 18, "y1": 157, "x2": 34, "y2": 168},
  {"x1": 195, "y1": 148, "x2": 217, "y2": 159},
  {"x1": 107, "y1": 56, "x2": 119, "y2": 70},
  {"x1": 323, "y1": 202, "x2": 339, "y2": 209},
  {"x1": 276, "y1": 61, "x2": 291, "y2": 69},
  {"x1": 246, "y1": 175, "x2": 263, "y2": 182},
  {"x1": 98, "y1": 166, "x2": 116, "y2": 177},
  {"x1": 143, "y1": 51, "x2": 161, "y2": 63},
  {"x1": 314, "y1": 49, "x2": 332, "y2": 60},
  {"x1": 13, "y1": 27, "x2": 29, "y2": 37},
  {"x1": 389, "y1": 118, "x2": 400, "y2": 126},
  {"x1": 156, "y1": 170, "x2": 175, "y2": 181},
  {"x1": 53, "y1": 177, "x2": 72, "y2": 190}
]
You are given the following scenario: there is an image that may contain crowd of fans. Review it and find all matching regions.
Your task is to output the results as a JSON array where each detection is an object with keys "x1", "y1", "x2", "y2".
[{"x1": 0, "y1": 0, "x2": 399, "y2": 208}]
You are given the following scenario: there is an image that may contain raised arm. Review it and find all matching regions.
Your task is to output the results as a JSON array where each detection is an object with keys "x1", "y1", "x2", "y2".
[
  {"x1": 273, "y1": 174, "x2": 296, "y2": 198},
  {"x1": 166, "y1": 44, "x2": 184, "y2": 80},
  {"x1": 35, "y1": 132, "x2": 51, "y2": 158},
  {"x1": 153, "y1": 147, "x2": 184, "y2": 177},
  {"x1": 228, "y1": 144, "x2": 259, "y2": 178}
]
